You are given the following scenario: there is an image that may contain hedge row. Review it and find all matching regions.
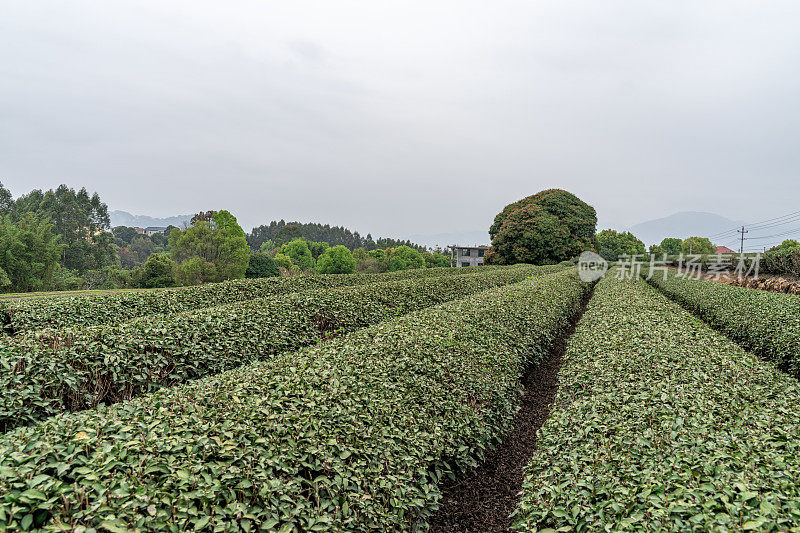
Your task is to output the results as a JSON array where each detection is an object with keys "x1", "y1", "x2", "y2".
[
  {"x1": 0, "y1": 265, "x2": 502, "y2": 336},
  {"x1": 656, "y1": 251, "x2": 800, "y2": 278},
  {"x1": 0, "y1": 264, "x2": 563, "y2": 433},
  {"x1": 0, "y1": 269, "x2": 588, "y2": 531},
  {"x1": 645, "y1": 268, "x2": 800, "y2": 376},
  {"x1": 513, "y1": 275, "x2": 800, "y2": 531}
]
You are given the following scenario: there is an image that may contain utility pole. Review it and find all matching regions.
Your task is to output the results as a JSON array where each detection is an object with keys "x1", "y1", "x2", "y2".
[{"x1": 738, "y1": 226, "x2": 748, "y2": 254}]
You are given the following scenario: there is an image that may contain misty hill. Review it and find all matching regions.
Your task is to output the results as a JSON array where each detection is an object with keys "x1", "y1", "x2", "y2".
[
  {"x1": 110, "y1": 210, "x2": 191, "y2": 229},
  {"x1": 407, "y1": 230, "x2": 491, "y2": 249},
  {"x1": 626, "y1": 211, "x2": 744, "y2": 246}
]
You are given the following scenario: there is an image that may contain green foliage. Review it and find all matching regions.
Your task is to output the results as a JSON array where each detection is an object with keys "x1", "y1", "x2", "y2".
[
  {"x1": 369, "y1": 249, "x2": 387, "y2": 261},
  {"x1": 387, "y1": 256, "x2": 407, "y2": 272},
  {"x1": 49, "y1": 265, "x2": 85, "y2": 291},
  {"x1": 308, "y1": 241, "x2": 330, "y2": 260},
  {"x1": 487, "y1": 189, "x2": 597, "y2": 265},
  {"x1": 769, "y1": 239, "x2": 800, "y2": 251},
  {"x1": 391, "y1": 245, "x2": 425, "y2": 269},
  {"x1": 0, "y1": 268, "x2": 585, "y2": 530},
  {"x1": 0, "y1": 213, "x2": 63, "y2": 292},
  {"x1": 280, "y1": 239, "x2": 315, "y2": 271},
  {"x1": 0, "y1": 265, "x2": 569, "y2": 432},
  {"x1": 646, "y1": 269, "x2": 800, "y2": 376},
  {"x1": 660, "y1": 237, "x2": 683, "y2": 255},
  {"x1": 137, "y1": 253, "x2": 176, "y2": 288},
  {"x1": 112, "y1": 225, "x2": 139, "y2": 244},
  {"x1": 83, "y1": 266, "x2": 132, "y2": 290},
  {"x1": 513, "y1": 275, "x2": 800, "y2": 531},
  {"x1": 258, "y1": 239, "x2": 275, "y2": 254},
  {"x1": 682, "y1": 236, "x2": 715, "y2": 255},
  {"x1": 211, "y1": 210, "x2": 250, "y2": 280},
  {"x1": 0, "y1": 265, "x2": 507, "y2": 336},
  {"x1": 247, "y1": 220, "x2": 425, "y2": 251},
  {"x1": 62, "y1": 232, "x2": 117, "y2": 273},
  {"x1": 315, "y1": 245, "x2": 356, "y2": 274},
  {"x1": 272, "y1": 252, "x2": 297, "y2": 273},
  {"x1": 174, "y1": 256, "x2": 216, "y2": 286},
  {"x1": 595, "y1": 229, "x2": 646, "y2": 261},
  {"x1": 648, "y1": 244, "x2": 665, "y2": 256},
  {"x1": 423, "y1": 251, "x2": 451, "y2": 268},
  {"x1": 763, "y1": 246, "x2": 800, "y2": 277},
  {"x1": 0, "y1": 182, "x2": 11, "y2": 214},
  {"x1": 169, "y1": 210, "x2": 249, "y2": 282},
  {"x1": 245, "y1": 253, "x2": 280, "y2": 279},
  {"x1": 10, "y1": 184, "x2": 112, "y2": 273},
  {"x1": 127, "y1": 235, "x2": 156, "y2": 264}
]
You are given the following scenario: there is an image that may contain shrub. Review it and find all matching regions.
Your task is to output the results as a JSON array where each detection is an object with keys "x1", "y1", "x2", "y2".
[
  {"x1": 423, "y1": 251, "x2": 451, "y2": 268},
  {"x1": 763, "y1": 245, "x2": 800, "y2": 277},
  {"x1": 281, "y1": 239, "x2": 315, "y2": 271},
  {"x1": 0, "y1": 266, "x2": 504, "y2": 336},
  {"x1": 315, "y1": 245, "x2": 356, "y2": 274},
  {"x1": 646, "y1": 269, "x2": 800, "y2": 376},
  {"x1": 0, "y1": 265, "x2": 569, "y2": 431},
  {"x1": 174, "y1": 256, "x2": 216, "y2": 286},
  {"x1": 595, "y1": 229, "x2": 646, "y2": 261},
  {"x1": 83, "y1": 266, "x2": 133, "y2": 290},
  {"x1": 0, "y1": 269, "x2": 587, "y2": 530},
  {"x1": 48, "y1": 265, "x2": 85, "y2": 291},
  {"x1": 137, "y1": 253, "x2": 176, "y2": 288},
  {"x1": 660, "y1": 237, "x2": 683, "y2": 255},
  {"x1": 681, "y1": 236, "x2": 715, "y2": 255},
  {"x1": 245, "y1": 253, "x2": 279, "y2": 279},
  {"x1": 391, "y1": 245, "x2": 425, "y2": 269},
  {"x1": 387, "y1": 256, "x2": 407, "y2": 271},
  {"x1": 513, "y1": 275, "x2": 800, "y2": 530},
  {"x1": 272, "y1": 252, "x2": 296, "y2": 273}
]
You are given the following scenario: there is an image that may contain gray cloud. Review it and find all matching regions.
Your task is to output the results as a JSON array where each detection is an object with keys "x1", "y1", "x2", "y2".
[{"x1": 1, "y1": 1, "x2": 799, "y2": 240}]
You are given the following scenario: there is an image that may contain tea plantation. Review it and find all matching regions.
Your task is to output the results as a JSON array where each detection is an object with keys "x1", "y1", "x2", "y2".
[{"x1": 2, "y1": 264, "x2": 800, "y2": 531}]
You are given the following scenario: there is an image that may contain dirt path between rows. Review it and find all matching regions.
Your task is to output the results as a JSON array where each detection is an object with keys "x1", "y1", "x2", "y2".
[{"x1": 427, "y1": 288, "x2": 594, "y2": 532}]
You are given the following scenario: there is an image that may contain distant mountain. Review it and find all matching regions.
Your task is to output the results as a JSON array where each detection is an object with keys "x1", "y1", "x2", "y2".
[
  {"x1": 626, "y1": 211, "x2": 745, "y2": 246},
  {"x1": 109, "y1": 210, "x2": 191, "y2": 229},
  {"x1": 407, "y1": 230, "x2": 491, "y2": 249}
]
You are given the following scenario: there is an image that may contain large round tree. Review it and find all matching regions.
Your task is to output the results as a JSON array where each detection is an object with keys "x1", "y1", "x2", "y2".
[{"x1": 485, "y1": 189, "x2": 596, "y2": 265}]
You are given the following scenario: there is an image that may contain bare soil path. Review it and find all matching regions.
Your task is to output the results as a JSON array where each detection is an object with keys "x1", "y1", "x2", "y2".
[{"x1": 427, "y1": 288, "x2": 594, "y2": 532}]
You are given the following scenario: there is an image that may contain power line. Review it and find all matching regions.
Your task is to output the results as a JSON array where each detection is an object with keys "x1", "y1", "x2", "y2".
[
  {"x1": 745, "y1": 209, "x2": 800, "y2": 230},
  {"x1": 747, "y1": 213, "x2": 800, "y2": 231},
  {"x1": 745, "y1": 225, "x2": 800, "y2": 240},
  {"x1": 706, "y1": 228, "x2": 740, "y2": 239},
  {"x1": 706, "y1": 209, "x2": 800, "y2": 240}
]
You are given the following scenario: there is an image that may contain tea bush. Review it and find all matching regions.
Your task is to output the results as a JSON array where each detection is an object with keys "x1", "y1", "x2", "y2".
[
  {"x1": 0, "y1": 269, "x2": 588, "y2": 531},
  {"x1": 646, "y1": 269, "x2": 800, "y2": 375},
  {"x1": 0, "y1": 265, "x2": 562, "y2": 433},
  {"x1": 513, "y1": 276, "x2": 800, "y2": 531},
  {"x1": 0, "y1": 265, "x2": 514, "y2": 336}
]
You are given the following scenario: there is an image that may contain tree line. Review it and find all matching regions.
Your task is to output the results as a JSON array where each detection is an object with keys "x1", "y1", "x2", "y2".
[
  {"x1": 0, "y1": 183, "x2": 452, "y2": 294},
  {"x1": 247, "y1": 220, "x2": 426, "y2": 253}
]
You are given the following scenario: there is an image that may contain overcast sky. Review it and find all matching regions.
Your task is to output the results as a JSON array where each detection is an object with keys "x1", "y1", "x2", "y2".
[{"x1": 2, "y1": 1, "x2": 799, "y2": 238}]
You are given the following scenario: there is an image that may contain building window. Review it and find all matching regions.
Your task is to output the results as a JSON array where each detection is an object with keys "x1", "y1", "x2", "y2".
[
  {"x1": 461, "y1": 262, "x2": 470, "y2": 267},
  {"x1": 478, "y1": 248, "x2": 485, "y2": 257},
  {"x1": 461, "y1": 248, "x2": 471, "y2": 256}
]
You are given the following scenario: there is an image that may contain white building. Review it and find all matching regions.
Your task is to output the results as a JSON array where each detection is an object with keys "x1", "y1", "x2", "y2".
[{"x1": 452, "y1": 246, "x2": 488, "y2": 267}]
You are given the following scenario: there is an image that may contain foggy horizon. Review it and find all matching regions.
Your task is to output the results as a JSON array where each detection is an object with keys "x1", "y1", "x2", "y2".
[{"x1": 3, "y1": 1, "x2": 799, "y2": 239}]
